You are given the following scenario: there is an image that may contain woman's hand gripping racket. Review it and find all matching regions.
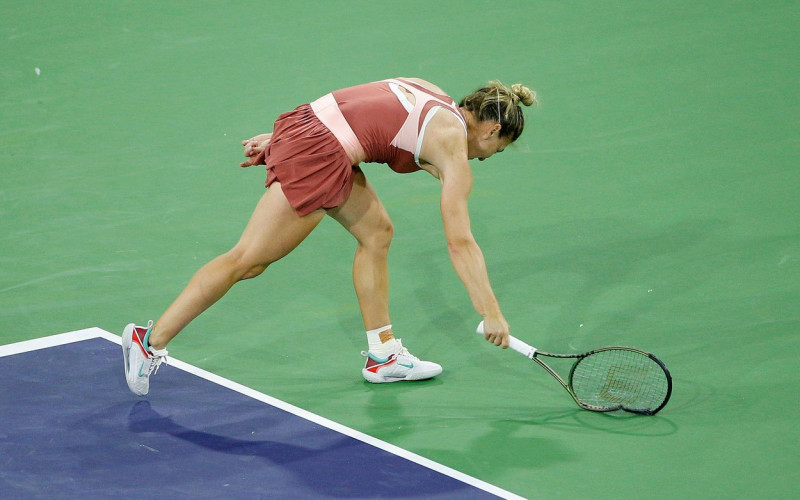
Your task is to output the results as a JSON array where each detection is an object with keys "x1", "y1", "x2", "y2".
[{"x1": 477, "y1": 322, "x2": 672, "y2": 415}]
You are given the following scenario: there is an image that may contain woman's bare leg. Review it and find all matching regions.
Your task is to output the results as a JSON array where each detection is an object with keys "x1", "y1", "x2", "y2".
[
  {"x1": 147, "y1": 183, "x2": 325, "y2": 349},
  {"x1": 327, "y1": 170, "x2": 394, "y2": 333}
]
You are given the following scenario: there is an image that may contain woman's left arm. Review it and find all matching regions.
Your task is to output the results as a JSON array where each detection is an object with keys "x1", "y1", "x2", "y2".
[{"x1": 240, "y1": 133, "x2": 272, "y2": 167}]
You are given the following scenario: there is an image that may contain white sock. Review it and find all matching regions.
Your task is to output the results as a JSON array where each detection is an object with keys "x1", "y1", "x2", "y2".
[{"x1": 366, "y1": 325, "x2": 398, "y2": 358}]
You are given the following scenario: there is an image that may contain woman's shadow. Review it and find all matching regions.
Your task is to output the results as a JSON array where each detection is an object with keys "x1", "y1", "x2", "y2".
[{"x1": 127, "y1": 400, "x2": 487, "y2": 498}]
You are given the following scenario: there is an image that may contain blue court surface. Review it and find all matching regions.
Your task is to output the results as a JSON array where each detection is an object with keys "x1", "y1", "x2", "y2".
[{"x1": 0, "y1": 329, "x2": 521, "y2": 499}]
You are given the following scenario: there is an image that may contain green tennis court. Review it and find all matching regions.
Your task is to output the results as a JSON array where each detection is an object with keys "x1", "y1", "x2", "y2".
[{"x1": 2, "y1": 1, "x2": 797, "y2": 498}]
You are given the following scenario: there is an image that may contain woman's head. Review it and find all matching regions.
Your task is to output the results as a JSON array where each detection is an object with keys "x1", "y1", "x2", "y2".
[{"x1": 459, "y1": 81, "x2": 537, "y2": 142}]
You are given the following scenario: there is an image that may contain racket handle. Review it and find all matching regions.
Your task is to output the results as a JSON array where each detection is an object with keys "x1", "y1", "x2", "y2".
[{"x1": 476, "y1": 321, "x2": 536, "y2": 358}]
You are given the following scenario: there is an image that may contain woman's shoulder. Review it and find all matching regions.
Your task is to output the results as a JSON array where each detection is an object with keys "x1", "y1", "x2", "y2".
[{"x1": 396, "y1": 77, "x2": 449, "y2": 97}]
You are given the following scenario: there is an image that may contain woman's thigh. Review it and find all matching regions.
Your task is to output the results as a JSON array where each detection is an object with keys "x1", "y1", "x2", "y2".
[
  {"x1": 326, "y1": 170, "x2": 392, "y2": 245},
  {"x1": 231, "y1": 182, "x2": 326, "y2": 268}
]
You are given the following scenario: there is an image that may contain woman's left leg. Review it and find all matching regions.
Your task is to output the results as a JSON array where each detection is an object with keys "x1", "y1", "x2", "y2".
[{"x1": 148, "y1": 183, "x2": 325, "y2": 350}]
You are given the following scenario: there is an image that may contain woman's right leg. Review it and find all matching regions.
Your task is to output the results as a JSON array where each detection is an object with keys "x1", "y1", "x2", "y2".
[
  {"x1": 326, "y1": 170, "x2": 394, "y2": 333},
  {"x1": 147, "y1": 182, "x2": 325, "y2": 350},
  {"x1": 328, "y1": 171, "x2": 442, "y2": 382}
]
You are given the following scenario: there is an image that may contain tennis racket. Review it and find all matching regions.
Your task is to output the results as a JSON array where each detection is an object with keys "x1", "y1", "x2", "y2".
[{"x1": 477, "y1": 322, "x2": 672, "y2": 415}]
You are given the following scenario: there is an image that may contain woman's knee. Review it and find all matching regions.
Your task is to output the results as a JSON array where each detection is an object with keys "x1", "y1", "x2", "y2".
[
  {"x1": 361, "y1": 216, "x2": 394, "y2": 252},
  {"x1": 240, "y1": 263, "x2": 268, "y2": 280},
  {"x1": 223, "y1": 248, "x2": 270, "y2": 280}
]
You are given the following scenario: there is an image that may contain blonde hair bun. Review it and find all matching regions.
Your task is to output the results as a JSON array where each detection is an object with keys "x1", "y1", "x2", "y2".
[
  {"x1": 459, "y1": 80, "x2": 537, "y2": 141},
  {"x1": 511, "y1": 83, "x2": 537, "y2": 107}
]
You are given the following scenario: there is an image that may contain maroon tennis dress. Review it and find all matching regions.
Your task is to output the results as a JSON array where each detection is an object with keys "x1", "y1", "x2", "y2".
[{"x1": 259, "y1": 78, "x2": 466, "y2": 216}]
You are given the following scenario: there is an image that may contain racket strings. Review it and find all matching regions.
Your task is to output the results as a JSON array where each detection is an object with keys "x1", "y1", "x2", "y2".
[{"x1": 570, "y1": 349, "x2": 669, "y2": 412}]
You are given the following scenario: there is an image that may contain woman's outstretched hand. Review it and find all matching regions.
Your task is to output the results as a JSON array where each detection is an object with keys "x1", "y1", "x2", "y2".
[{"x1": 481, "y1": 315, "x2": 511, "y2": 348}]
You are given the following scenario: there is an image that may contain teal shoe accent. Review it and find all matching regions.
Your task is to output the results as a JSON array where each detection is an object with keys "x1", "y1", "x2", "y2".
[
  {"x1": 367, "y1": 352, "x2": 389, "y2": 363},
  {"x1": 141, "y1": 320, "x2": 154, "y2": 349}
]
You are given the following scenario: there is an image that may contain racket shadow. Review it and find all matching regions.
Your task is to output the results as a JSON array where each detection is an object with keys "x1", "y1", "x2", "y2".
[
  {"x1": 417, "y1": 415, "x2": 579, "y2": 473},
  {"x1": 479, "y1": 403, "x2": 679, "y2": 437}
]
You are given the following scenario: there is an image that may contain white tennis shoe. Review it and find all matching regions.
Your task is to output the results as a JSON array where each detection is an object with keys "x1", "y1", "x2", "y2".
[
  {"x1": 122, "y1": 321, "x2": 168, "y2": 396},
  {"x1": 362, "y1": 339, "x2": 442, "y2": 383}
]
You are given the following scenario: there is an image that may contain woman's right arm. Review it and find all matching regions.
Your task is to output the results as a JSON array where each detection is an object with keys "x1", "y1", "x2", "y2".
[{"x1": 420, "y1": 115, "x2": 510, "y2": 347}]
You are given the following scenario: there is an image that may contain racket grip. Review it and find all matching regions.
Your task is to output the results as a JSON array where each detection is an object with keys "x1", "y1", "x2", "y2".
[{"x1": 476, "y1": 321, "x2": 536, "y2": 358}]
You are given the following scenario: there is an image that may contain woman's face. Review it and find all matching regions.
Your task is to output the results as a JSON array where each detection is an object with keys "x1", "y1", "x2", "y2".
[{"x1": 467, "y1": 123, "x2": 512, "y2": 161}]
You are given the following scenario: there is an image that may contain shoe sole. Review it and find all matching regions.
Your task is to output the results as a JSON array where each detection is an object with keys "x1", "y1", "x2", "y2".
[
  {"x1": 122, "y1": 323, "x2": 135, "y2": 380},
  {"x1": 362, "y1": 366, "x2": 442, "y2": 384}
]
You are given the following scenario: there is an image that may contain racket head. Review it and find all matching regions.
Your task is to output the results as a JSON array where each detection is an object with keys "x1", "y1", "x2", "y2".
[{"x1": 567, "y1": 347, "x2": 672, "y2": 415}]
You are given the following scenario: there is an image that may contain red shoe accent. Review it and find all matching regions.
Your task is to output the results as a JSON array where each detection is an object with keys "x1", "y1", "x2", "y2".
[
  {"x1": 365, "y1": 354, "x2": 397, "y2": 373},
  {"x1": 131, "y1": 327, "x2": 150, "y2": 357}
]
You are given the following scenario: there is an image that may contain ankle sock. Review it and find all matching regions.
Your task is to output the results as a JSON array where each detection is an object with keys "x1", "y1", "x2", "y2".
[{"x1": 366, "y1": 325, "x2": 399, "y2": 358}]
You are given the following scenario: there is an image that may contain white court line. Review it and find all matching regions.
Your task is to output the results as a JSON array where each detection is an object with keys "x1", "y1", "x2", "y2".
[{"x1": 0, "y1": 328, "x2": 526, "y2": 500}]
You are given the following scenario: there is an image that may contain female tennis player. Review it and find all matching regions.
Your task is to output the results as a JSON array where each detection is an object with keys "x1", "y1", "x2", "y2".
[{"x1": 122, "y1": 77, "x2": 536, "y2": 395}]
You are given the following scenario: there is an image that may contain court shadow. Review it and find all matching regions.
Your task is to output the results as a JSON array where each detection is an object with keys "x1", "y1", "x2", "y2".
[
  {"x1": 544, "y1": 408, "x2": 678, "y2": 437},
  {"x1": 411, "y1": 406, "x2": 676, "y2": 478},
  {"x1": 128, "y1": 400, "x2": 351, "y2": 465},
  {"x1": 126, "y1": 400, "x2": 476, "y2": 499},
  {"x1": 411, "y1": 410, "x2": 580, "y2": 474},
  {"x1": 486, "y1": 394, "x2": 679, "y2": 437},
  {"x1": 410, "y1": 216, "x2": 724, "y2": 346},
  {"x1": 127, "y1": 400, "x2": 372, "y2": 497},
  {"x1": 489, "y1": 217, "x2": 724, "y2": 341}
]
